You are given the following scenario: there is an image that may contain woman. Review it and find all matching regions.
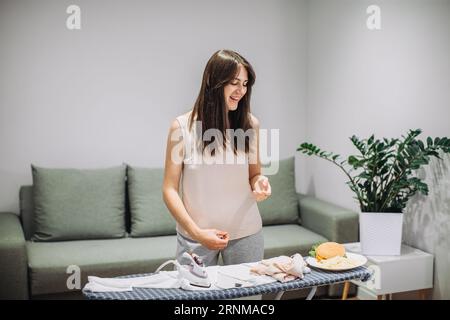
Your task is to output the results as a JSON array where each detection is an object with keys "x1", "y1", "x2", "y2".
[{"x1": 162, "y1": 49, "x2": 271, "y2": 267}]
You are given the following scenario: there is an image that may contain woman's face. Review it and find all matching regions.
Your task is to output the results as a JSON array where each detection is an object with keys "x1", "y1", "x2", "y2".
[{"x1": 223, "y1": 64, "x2": 248, "y2": 112}]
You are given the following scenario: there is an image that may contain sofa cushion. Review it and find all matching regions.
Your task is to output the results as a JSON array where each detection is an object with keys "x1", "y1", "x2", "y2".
[
  {"x1": 127, "y1": 166, "x2": 177, "y2": 237},
  {"x1": 257, "y1": 157, "x2": 300, "y2": 225},
  {"x1": 262, "y1": 224, "x2": 328, "y2": 258},
  {"x1": 26, "y1": 236, "x2": 178, "y2": 296},
  {"x1": 31, "y1": 165, "x2": 126, "y2": 241}
]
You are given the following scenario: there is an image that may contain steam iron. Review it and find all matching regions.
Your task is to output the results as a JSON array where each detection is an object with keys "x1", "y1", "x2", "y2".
[
  {"x1": 178, "y1": 252, "x2": 211, "y2": 288},
  {"x1": 155, "y1": 252, "x2": 211, "y2": 289}
]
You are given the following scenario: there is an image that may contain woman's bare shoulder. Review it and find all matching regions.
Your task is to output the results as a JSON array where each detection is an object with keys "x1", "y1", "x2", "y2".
[{"x1": 169, "y1": 119, "x2": 181, "y2": 131}]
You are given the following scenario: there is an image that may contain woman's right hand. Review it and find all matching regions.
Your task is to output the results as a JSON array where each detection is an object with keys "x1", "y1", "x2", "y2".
[{"x1": 194, "y1": 229, "x2": 229, "y2": 250}]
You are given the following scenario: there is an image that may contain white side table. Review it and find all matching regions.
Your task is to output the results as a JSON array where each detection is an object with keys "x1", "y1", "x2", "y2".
[{"x1": 343, "y1": 242, "x2": 434, "y2": 300}]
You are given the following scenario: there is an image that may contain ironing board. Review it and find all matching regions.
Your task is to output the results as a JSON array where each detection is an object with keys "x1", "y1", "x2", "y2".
[{"x1": 82, "y1": 266, "x2": 372, "y2": 300}]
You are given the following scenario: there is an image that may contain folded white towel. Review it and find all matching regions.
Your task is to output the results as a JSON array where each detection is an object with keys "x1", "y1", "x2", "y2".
[{"x1": 84, "y1": 271, "x2": 181, "y2": 292}]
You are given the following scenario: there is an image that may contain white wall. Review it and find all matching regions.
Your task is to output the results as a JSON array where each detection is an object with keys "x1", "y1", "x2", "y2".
[
  {"x1": 0, "y1": 0, "x2": 308, "y2": 213},
  {"x1": 305, "y1": 0, "x2": 450, "y2": 299},
  {"x1": 304, "y1": 0, "x2": 450, "y2": 209}
]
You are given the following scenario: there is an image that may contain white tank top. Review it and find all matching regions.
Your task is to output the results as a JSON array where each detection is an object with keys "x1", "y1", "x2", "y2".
[{"x1": 175, "y1": 110, "x2": 262, "y2": 240}]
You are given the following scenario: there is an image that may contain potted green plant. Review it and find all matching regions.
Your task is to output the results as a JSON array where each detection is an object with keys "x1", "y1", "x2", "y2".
[{"x1": 297, "y1": 129, "x2": 450, "y2": 255}]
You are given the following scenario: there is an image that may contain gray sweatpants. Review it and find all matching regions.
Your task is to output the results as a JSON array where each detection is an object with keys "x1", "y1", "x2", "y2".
[{"x1": 176, "y1": 230, "x2": 264, "y2": 266}]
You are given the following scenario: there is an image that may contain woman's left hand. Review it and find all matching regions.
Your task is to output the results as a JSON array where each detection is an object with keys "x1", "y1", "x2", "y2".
[{"x1": 252, "y1": 175, "x2": 271, "y2": 202}]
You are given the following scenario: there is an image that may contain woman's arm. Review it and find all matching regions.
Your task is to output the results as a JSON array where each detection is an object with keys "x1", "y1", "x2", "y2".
[
  {"x1": 248, "y1": 115, "x2": 272, "y2": 202},
  {"x1": 162, "y1": 119, "x2": 229, "y2": 250}
]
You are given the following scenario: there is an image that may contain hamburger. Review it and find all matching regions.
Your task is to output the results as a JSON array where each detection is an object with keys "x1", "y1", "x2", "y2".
[{"x1": 315, "y1": 242, "x2": 346, "y2": 261}]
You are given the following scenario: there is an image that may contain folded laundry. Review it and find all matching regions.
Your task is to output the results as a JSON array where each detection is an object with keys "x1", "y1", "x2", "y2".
[
  {"x1": 250, "y1": 253, "x2": 311, "y2": 282},
  {"x1": 84, "y1": 271, "x2": 182, "y2": 292}
]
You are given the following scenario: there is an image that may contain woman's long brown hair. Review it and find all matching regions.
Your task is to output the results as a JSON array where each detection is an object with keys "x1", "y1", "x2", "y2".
[{"x1": 189, "y1": 49, "x2": 256, "y2": 156}]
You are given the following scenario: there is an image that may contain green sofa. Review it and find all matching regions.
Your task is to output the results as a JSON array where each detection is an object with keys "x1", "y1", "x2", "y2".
[{"x1": 0, "y1": 158, "x2": 358, "y2": 299}]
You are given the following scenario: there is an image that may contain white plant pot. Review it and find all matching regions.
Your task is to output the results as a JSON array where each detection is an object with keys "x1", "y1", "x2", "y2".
[{"x1": 359, "y1": 211, "x2": 403, "y2": 256}]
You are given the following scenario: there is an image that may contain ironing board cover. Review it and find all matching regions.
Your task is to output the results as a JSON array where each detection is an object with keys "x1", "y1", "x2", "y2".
[{"x1": 82, "y1": 266, "x2": 372, "y2": 300}]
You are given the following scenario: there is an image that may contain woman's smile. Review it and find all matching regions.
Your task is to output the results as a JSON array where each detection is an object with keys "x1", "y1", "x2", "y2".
[
  {"x1": 229, "y1": 95, "x2": 241, "y2": 103},
  {"x1": 224, "y1": 64, "x2": 248, "y2": 111}
]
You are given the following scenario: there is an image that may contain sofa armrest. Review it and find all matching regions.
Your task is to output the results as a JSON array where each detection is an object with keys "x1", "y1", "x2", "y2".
[
  {"x1": 297, "y1": 194, "x2": 359, "y2": 243},
  {"x1": 0, "y1": 212, "x2": 29, "y2": 299}
]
